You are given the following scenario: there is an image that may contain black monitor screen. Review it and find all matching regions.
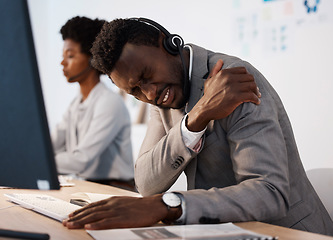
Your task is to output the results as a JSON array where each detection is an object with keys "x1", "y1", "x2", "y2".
[{"x1": 0, "y1": 0, "x2": 60, "y2": 190}]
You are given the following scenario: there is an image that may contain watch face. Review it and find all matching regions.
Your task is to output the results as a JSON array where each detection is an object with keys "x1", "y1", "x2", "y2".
[{"x1": 162, "y1": 193, "x2": 181, "y2": 208}]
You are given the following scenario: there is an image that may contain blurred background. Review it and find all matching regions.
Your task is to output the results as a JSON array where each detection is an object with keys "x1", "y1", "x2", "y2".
[{"x1": 27, "y1": 0, "x2": 333, "y2": 186}]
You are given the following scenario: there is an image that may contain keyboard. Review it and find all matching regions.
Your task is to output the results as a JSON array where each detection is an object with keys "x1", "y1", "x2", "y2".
[{"x1": 4, "y1": 193, "x2": 82, "y2": 221}]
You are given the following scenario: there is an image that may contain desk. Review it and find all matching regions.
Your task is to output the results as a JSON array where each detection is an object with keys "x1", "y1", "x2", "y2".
[{"x1": 1, "y1": 180, "x2": 333, "y2": 240}]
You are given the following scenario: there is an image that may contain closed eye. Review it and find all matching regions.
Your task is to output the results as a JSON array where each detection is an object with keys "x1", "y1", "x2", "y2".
[
  {"x1": 140, "y1": 66, "x2": 152, "y2": 84},
  {"x1": 129, "y1": 86, "x2": 142, "y2": 97}
]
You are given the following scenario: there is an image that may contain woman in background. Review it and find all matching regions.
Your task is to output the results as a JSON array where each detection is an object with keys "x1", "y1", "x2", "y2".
[{"x1": 52, "y1": 16, "x2": 135, "y2": 191}]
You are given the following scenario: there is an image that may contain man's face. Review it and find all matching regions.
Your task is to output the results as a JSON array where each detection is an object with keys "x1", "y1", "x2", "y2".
[{"x1": 110, "y1": 41, "x2": 186, "y2": 109}]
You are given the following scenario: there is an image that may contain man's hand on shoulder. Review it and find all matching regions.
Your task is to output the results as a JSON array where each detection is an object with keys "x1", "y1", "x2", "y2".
[{"x1": 186, "y1": 59, "x2": 261, "y2": 132}]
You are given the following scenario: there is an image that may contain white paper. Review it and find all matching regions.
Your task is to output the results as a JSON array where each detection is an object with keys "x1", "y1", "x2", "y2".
[
  {"x1": 70, "y1": 192, "x2": 115, "y2": 203},
  {"x1": 87, "y1": 223, "x2": 275, "y2": 240},
  {"x1": 71, "y1": 192, "x2": 141, "y2": 204}
]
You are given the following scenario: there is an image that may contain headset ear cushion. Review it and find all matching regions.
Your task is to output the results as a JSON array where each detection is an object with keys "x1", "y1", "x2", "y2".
[{"x1": 163, "y1": 34, "x2": 183, "y2": 55}]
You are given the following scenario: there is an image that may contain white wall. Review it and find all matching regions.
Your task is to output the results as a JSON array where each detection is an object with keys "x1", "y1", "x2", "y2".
[{"x1": 27, "y1": 0, "x2": 333, "y2": 173}]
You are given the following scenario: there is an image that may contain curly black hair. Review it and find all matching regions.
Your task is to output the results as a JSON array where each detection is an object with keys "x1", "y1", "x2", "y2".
[
  {"x1": 60, "y1": 16, "x2": 106, "y2": 57},
  {"x1": 90, "y1": 18, "x2": 160, "y2": 76}
]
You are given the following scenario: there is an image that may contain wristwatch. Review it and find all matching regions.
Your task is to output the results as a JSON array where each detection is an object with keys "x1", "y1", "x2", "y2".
[
  {"x1": 162, "y1": 192, "x2": 186, "y2": 224},
  {"x1": 162, "y1": 192, "x2": 182, "y2": 208}
]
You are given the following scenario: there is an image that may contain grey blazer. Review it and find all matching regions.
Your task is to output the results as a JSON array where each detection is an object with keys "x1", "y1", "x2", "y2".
[{"x1": 134, "y1": 44, "x2": 333, "y2": 236}]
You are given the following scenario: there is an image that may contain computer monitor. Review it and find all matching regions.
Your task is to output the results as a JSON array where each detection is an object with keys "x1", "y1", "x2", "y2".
[{"x1": 0, "y1": 0, "x2": 60, "y2": 190}]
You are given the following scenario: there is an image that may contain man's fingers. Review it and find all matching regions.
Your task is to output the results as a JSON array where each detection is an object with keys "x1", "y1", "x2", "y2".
[
  {"x1": 222, "y1": 69, "x2": 254, "y2": 83},
  {"x1": 70, "y1": 203, "x2": 112, "y2": 221},
  {"x1": 64, "y1": 201, "x2": 115, "y2": 228},
  {"x1": 207, "y1": 59, "x2": 224, "y2": 79},
  {"x1": 242, "y1": 82, "x2": 261, "y2": 99},
  {"x1": 84, "y1": 218, "x2": 114, "y2": 230},
  {"x1": 238, "y1": 92, "x2": 261, "y2": 105},
  {"x1": 84, "y1": 216, "x2": 128, "y2": 230},
  {"x1": 236, "y1": 81, "x2": 261, "y2": 102},
  {"x1": 66, "y1": 210, "x2": 114, "y2": 229},
  {"x1": 256, "y1": 87, "x2": 261, "y2": 98},
  {"x1": 69, "y1": 199, "x2": 109, "y2": 217}
]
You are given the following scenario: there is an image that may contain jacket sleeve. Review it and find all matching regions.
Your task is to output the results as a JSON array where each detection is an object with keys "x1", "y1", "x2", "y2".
[{"x1": 135, "y1": 106, "x2": 197, "y2": 196}]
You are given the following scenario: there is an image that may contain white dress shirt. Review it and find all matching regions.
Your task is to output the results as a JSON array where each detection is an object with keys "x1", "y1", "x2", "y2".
[
  {"x1": 181, "y1": 45, "x2": 206, "y2": 150},
  {"x1": 177, "y1": 45, "x2": 206, "y2": 224}
]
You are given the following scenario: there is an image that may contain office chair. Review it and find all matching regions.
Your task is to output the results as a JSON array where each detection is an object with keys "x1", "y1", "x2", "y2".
[{"x1": 306, "y1": 168, "x2": 333, "y2": 220}]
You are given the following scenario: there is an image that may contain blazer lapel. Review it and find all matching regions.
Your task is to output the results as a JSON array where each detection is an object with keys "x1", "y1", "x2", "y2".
[{"x1": 185, "y1": 44, "x2": 209, "y2": 113}]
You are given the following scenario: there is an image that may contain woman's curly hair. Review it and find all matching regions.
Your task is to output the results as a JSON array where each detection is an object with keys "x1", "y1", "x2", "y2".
[{"x1": 60, "y1": 16, "x2": 106, "y2": 57}]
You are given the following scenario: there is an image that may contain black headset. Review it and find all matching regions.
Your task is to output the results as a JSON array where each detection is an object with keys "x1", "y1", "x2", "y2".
[
  {"x1": 133, "y1": 17, "x2": 184, "y2": 55},
  {"x1": 130, "y1": 18, "x2": 190, "y2": 102}
]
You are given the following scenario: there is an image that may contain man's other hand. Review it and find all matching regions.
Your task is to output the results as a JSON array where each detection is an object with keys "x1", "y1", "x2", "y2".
[
  {"x1": 63, "y1": 194, "x2": 179, "y2": 230},
  {"x1": 186, "y1": 59, "x2": 261, "y2": 132}
]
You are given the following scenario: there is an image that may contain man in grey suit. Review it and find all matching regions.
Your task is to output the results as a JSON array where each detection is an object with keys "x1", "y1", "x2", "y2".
[{"x1": 63, "y1": 18, "x2": 333, "y2": 236}]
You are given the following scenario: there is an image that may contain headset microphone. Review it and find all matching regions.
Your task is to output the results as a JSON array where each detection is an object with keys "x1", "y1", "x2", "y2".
[
  {"x1": 133, "y1": 18, "x2": 190, "y2": 102},
  {"x1": 68, "y1": 65, "x2": 91, "y2": 81},
  {"x1": 68, "y1": 58, "x2": 92, "y2": 82}
]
